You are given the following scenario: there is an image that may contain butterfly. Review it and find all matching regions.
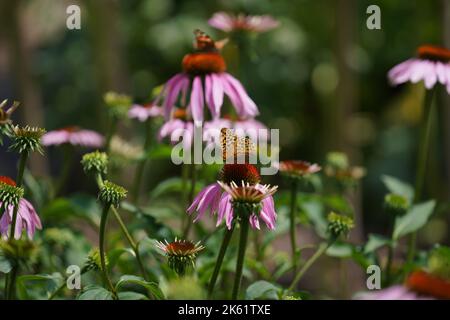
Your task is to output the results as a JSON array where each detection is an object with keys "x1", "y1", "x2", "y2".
[
  {"x1": 193, "y1": 29, "x2": 228, "y2": 52},
  {"x1": 220, "y1": 128, "x2": 256, "y2": 163}
]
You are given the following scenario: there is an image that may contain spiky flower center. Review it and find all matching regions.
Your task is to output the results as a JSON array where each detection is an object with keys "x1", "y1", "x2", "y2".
[
  {"x1": 182, "y1": 52, "x2": 226, "y2": 75},
  {"x1": 0, "y1": 176, "x2": 24, "y2": 206},
  {"x1": 156, "y1": 239, "x2": 204, "y2": 276},
  {"x1": 418, "y1": 45, "x2": 450, "y2": 62},
  {"x1": 406, "y1": 270, "x2": 450, "y2": 299},
  {"x1": 9, "y1": 125, "x2": 46, "y2": 154},
  {"x1": 219, "y1": 163, "x2": 260, "y2": 185}
]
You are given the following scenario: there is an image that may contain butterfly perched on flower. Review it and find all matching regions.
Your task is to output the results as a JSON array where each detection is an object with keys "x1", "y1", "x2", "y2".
[
  {"x1": 220, "y1": 128, "x2": 256, "y2": 163},
  {"x1": 193, "y1": 29, "x2": 228, "y2": 52}
]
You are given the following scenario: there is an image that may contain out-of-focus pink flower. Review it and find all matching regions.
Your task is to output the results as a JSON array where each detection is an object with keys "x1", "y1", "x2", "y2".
[
  {"x1": 388, "y1": 45, "x2": 450, "y2": 93},
  {"x1": 187, "y1": 164, "x2": 277, "y2": 230},
  {"x1": 208, "y1": 12, "x2": 279, "y2": 33},
  {"x1": 355, "y1": 285, "x2": 424, "y2": 300},
  {"x1": 128, "y1": 103, "x2": 163, "y2": 122},
  {"x1": 42, "y1": 127, "x2": 104, "y2": 148},
  {"x1": 0, "y1": 198, "x2": 42, "y2": 240},
  {"x1": 159, "y1": 30, "x2": 259, "y2": 123}
]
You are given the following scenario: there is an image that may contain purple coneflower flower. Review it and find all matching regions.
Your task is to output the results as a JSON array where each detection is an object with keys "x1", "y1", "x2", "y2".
[
  {"x1": 128, "y1": 103, "x2": 163, "y2": 122},
  {"x1": 388, "y1": 45, "x2": 450, "y2": 93},
  {"x1": 279, "y1": 160, "x2": 322, "y2": 177},
  {"x1": 208, "y1": 12, "x2": 279, "y2": 33},
  {"x1": 187, "y1": 164, "x2": 277, "y2": 230},
  {"x1": 42, "y1": 126, "x2": 104, "y2": 148},
  {"x1": 356, "y1": 285, "x2": 424, "y2": 300},
  {"x1": 159, "y1": 30, "x2": 259, "y2": 123},
  {"x1": 0, "y1": 176, "x2": 42, "y2": 240}
]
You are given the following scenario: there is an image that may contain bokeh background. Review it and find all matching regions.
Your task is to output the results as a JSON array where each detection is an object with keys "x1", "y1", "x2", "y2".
[{"x1": 1, "y1": 0, "x2": 450, "y2": 297}]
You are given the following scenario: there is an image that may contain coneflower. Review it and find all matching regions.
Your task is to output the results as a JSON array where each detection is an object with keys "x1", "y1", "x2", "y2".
[
  {"x1": 158, "y1": 30, "x2": 259, "y2": 122},
  {"x1": 208, "y1": 12, "x2": 279, "y2": 33},
  {"x1": 42, "y1": 126, "x2": 104, "y2": 148},
  {"x1": 156, "y1": 238, "x2": 204, "y2": 276}
]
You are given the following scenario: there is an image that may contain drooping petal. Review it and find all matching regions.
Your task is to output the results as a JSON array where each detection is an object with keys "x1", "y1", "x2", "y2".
[
  {"x1": 205, "y1": 73, "x2": 224, "y2": 119},
  {"x1": 221, "y1": 73, "x2": 259, "y2": 118},
  {"x1": 249, "y1": 214, "x2": 260, "y2": 230},
  {"x1": 163, "y1": 74, "x2": 190, "y2": 120},
  {"x1": 190, "y1": 76, "x2": 205, "y2": 122}
]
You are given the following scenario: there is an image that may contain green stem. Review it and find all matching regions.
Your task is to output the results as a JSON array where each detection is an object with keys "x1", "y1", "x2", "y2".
[
  {"x1": 131, "y1": 120, "x2": 152, "y2": 203},
  {"x1": 207, "y1": 227, "x2": 234, "y2": 299},
  {"x1": 105, "y1": 117, "x2": 118, "y2": 153},
  {"x1": 54, "y1": 145, "x2": 75, "y2": 197},
  {"x1": 48, "y1": 281, "x2": 66, "y2": 300},
  {"x1": 407, "y1": 88, "x2": 436, "y2": 264},
  {"x1": 385, "y1": 244, "x2": 394, "y2": 286},
  {"x1": 95, "y1": 173, "x2": 148, "y2": 280},
  {"x1": 289, "y1": 180, "x2": 298, "y2": 273},
  {"x1": 182, "y1": 164, "x2": 197, "y2": 238},
  {"x1": 231, "y1": 217, "x2": 250, "y2": 300},
  {"x1": 6, "y1": 152, "x2": 28, "y2": 300},
  {"x1": 99, "y1": 204, "x2": 117, "y2": 298},
  {"x1": 288, "y1": 242, "x2": 330, "y2": 292}
]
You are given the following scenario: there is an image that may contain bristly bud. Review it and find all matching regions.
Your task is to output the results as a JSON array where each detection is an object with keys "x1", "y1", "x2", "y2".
[
  {"x1": 104, "y1": 91, "x2": 132, "y2": 118},
  {"x1": 82, "y1": 248, "x2": 107, "y2": 272},
  {"x1": 81, "y1": 151, "x2": 109, "y2": 175},
  {"x1": 327, "y1": 212, "x2": 354, "y2": 239},
  {"x1": 98, "y1": 180, "x2": 127, "y2": 207},
  {"x1": 325, "y1": 152, "x2": 349, "y2": 171},
  {"x1": 9, "y1": 125, "x2": 46, "y2": 154},
  {"x1": 384, "y1": 193, "x2": 409, "y2": 216},
  {"x1": 428, "y1": 246, "x2": 450, "y2": 281},
  {"x1": 156, "y1": 238, "x2": 204, "y2": 276},
  {"x1": 0, "y1": 176, "x2": 24, "y2": 207}
]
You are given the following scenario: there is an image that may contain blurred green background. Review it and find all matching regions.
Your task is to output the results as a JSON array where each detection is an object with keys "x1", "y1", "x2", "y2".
[{"x1": 0, "y1": 0, "x2": 449, "y2": 249}]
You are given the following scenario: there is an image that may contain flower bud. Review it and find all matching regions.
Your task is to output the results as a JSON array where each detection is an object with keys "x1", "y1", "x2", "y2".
[
  {"x1": 327, "y1": 212, "x2": 354, "y2": 239},
  {"x1": 384, "y1": 193, "x2": 409, "y2": 216},
  {"x1": 81, "y1": 151, "x2": 108, "y2": 175},
  {"x1": 9, "y1": 125, "x2": 45, "y2": 154},
  {"x1": 104, "y1": 91, "x2": 132, "y2": 118},
  {"x1": 83, "y1": 248, "x2": 107, "y2": 272},
  {"x1": 0, "y1": 177, "x2": 24, "y2": 207},
  {"x1": 98, "y1": 180, "x2": 127, "y2": 207},
  {"x1": 428, "y1": 246, "x2": 450, "y2": 281}
]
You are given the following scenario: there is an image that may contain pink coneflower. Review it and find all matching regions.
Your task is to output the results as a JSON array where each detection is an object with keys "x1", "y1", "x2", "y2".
[
  {"x1": 187, "y1": 164, "x2": 277, "y2": 230},
  {"x1": 42, "y1": 127, "x2": 104, "y2": 148},
  {"x1": 128, "y1": 103, "x2": 163, "y2": 122},
  {"x1": 356, "y1": 285, "x2": 424, "y2": 300},
  {"x1": 158, "y1": 108, "x2": 233, "y2": 150},
  {"x1": 208, "y1": 12, "x2": 279, "y2": 33},
  {"x1": 159, "y1": 30, "x2": 259, "y2": 123},
  {"x1": 279, "y1": 160, "x2": 322, "y2": 177},
  {"x1": 0, "y1": 177, "x2": 42, "y2": 240},
  {"x1": 388, "y1": 45, "x2": 450, "y2": 93}
]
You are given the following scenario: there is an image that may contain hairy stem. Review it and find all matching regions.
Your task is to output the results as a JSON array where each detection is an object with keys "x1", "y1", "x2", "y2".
[{"x1": 232, "y1": 218, "x2": 250, "y2": 300}]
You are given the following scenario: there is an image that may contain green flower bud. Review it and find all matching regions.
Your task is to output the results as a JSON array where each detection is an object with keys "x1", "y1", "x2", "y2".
[
  {"x1": 428, "y1": 246, "x2": 450, "y2": 281},
  {"x1": 98, "y1": 180, "x2": 127, "y2": 207},
  {"x1": 325, "y1": 152, "x2": 349, "y2": 170},
  {"x1": 81, "y1": 151, "x2": 108, "y2": 175},
  {"x1": 9, "y1": 125, "x2": 45, "y2": 154},
  {"x1": 384, "y1": 193, "x2": 409, "y2": 216},
  {"x1": 104, "y1": 91, "x2": 132, "y2": 118},
  {"x1": 327, "y1": 212, "x2": 354, "y2": 239},
  {"x1": 83, "y1": 248, "x2": 107, "y2": 272}
]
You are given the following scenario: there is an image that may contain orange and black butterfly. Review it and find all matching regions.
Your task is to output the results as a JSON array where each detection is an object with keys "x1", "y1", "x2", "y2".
[
  {"x1": 194, "y1": 29, "x2": 228, "y2": 52},
  {"x1": 220, "y1": 128, "x2": 256, "y2": 163}
]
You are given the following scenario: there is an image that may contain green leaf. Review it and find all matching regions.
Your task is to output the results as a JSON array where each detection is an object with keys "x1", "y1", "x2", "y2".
[
  {"x1": 118, "y1": 291, "x2": 149, "y2": 300},
  {"x1": 0, "y1": 254, "x2": 12, "y2": 273},
  {"x1": 148, "y1": 144, "x2": 174, "y2": 159},
  {"x1": 115, "y1": 275, "x2": 164, "y2": 300},
  {"x1": 381, "y1": 175, "x2": 414, "y2": 203},
  {"x1": 17, "y1": 273, "x2": 64, "y2": 299},
  {"x1": 246, "y1": 281, "x2": 281, "y2": 300},
  {"x1": 393, "y1": 200, "x2": 436, "y2": 240},
  {"x1": 326, "y1": 242, "x2": 353, "y2": 258},
  {"x1": 78, "y1": 285, "x2": 114, "y2": 300},
  {"x1": 364, "y1": 234, "x2": 392, "y2": 254}
]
